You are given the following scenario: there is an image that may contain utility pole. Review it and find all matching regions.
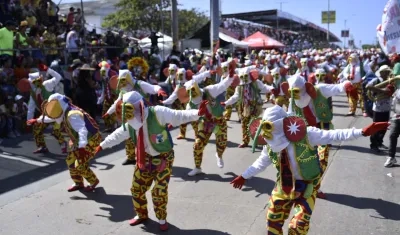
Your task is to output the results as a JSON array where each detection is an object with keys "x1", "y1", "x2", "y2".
[
  {"x1": 171, "y1": 0, "x2": 179, "y2": 50},
  {"x1": 275, "y1": 1, "x2": 287, "y2": 29},
  {"x1": 327, "y1": 0, "x2": 330, "y2": 43},
  {"x1": 343, "y1": 19, "x2": 347, "y2": 49},
  {"x1": 160, "y1": 0, "x2": 165, "y2": 58},
  {"x1": 210, "y1": 0, "x2": 220, "y2": 54}
]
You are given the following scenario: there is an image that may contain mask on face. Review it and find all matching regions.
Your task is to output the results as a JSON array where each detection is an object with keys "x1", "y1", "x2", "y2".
[
  {"x1": 177, "y1": 73, "x2": 184, "y2": 81},
  {"x1": 315, "y1": 73, "x2": 326, "y2": 83},
  {"x1": 169, "y1": 69, "x2": 176, "y2": 78},
  {"x1": 240, "y1": 74, "x2": 249, "y2": 83}
]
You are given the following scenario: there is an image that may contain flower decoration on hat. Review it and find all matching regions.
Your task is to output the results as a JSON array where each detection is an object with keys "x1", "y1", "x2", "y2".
[{"x1": 127, "y1": 57, "x2": 149, "y2": 78}]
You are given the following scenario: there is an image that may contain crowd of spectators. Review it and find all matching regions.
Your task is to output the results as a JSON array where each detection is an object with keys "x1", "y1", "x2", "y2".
[
  {"x1": 0, "y1": 0, "x2": 146, "y2": 141},
  {"x1": 0, "y1": 1, "x2": 341, "y2": 142},
  {"x1": 221, "y1": 18, "x2": 332, "y2": 51}
]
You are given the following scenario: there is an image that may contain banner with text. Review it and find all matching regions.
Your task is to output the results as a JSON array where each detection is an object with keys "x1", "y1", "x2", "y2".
[
  {"x1": 322, "y1": 11, "x2": 336, "y2": 24},
  {"x1": 377, "y1": 0, "x2": 400, "y2": 54}
]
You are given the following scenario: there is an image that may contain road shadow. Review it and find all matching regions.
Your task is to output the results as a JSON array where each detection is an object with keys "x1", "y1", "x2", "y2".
[
  {"x1": 70, "y1": 187, "x2": 134, "y2": 222},
  {"x1": 325, "y1": 193, "x2": 400, "y2": 221},
  {"x1": 171, "y1": 166, "x2": 274, "y2": 197},
  {"x1": 0, "y1": 141, "x2": 122, "y2": 194},
  {"x1": 332, "y1": 113, "x2": 356, "y2": 117},
  {"x1": 339, "y1": 145, "x2": 386, "y2": 155},
  {"x1": 140, "y1": 218, "x2": 231, "y2": 234}
]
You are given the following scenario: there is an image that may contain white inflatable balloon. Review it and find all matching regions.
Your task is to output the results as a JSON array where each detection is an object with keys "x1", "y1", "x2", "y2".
[{"x1": 377, "y1": 0, "x2": 400, "y2": 54}]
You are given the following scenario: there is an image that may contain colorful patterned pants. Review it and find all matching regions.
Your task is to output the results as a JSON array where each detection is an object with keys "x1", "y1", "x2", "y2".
[
  {"x1": 66, "y1": 133, "x2": 101, "y2": 185},
  {"x1": 241, "y1": 116, "x2": 255, "y2": 145},
  {"x1": 131, "y1": 151, "x2": 174, "y2": 220},
  {"x1": 193, "y1": 119, "x2": 228, "y2": 168},
  {"x1": 33, "y1": 122, "x2": 65, "y2": 148},
  {"x1": 224, "y1": 87, "x2": 236, "y2": 120},
  {"x1": 179, "y1": 121, "x2": 199, "y2": 138},
  {"x1": 102, "y1": 99, "x2": 116, "y2": 129},
  {"x1": 315, "y1": 122, "x2": 332, "y2": 191},
  {"x1": 266, "y1": 182, "x2": 317, "y2": 235},
  {"x1": 125, "y1": 138, "x2": 136, "y2": 161},
  {"x1": 171, "y1": 100, "x2": 188, "y2": 137},
  {"x1": 347, "y1": 82, "x2": 364, "y2": 113}
]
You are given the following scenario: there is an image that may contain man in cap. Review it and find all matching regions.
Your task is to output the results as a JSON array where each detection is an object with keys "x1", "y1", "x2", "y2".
[{"x1": 366, "y1": 65, "x2": 394, "y2": 153}]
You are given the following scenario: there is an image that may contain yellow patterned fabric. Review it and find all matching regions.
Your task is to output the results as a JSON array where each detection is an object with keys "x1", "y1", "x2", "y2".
[
  {"x1": 125, "y1": 138, "x2": 136, "y2": 161},
  {"x1": 33, "y1": 122, "x2": 65, "y2": 147},
  {"x1": 65, "y1": 133, "x2": 101, "y2": 185},
  {"x1": 130, "y1": 151, "x2": 174, "y2": 220},
  {"x1": 193, "y1": 119, "x2": 227, "y2": 168},
  {"x1": 348, "y1": 82, "x2": 364, "y2": 113},
  {"x1": 102, "y1": 96, "x2": 117, "y2": 129},
  {"x1": 266, "y1": 183, "x2": 317, "y2": 235}
]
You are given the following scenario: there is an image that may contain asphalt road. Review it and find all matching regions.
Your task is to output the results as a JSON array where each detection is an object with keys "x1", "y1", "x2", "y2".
[{"x1": 0, "y1": 94, "x2": 399, "y2": 235}]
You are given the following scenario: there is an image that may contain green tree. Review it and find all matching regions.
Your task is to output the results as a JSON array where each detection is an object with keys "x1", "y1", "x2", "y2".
[{"x1": 102, "y1": 0, "x2": 208, "y2": 39}]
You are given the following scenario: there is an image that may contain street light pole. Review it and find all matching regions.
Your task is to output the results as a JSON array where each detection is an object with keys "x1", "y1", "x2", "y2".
[
  {"x1": 171, "y1": 0, "x2": 179, "y2": 50},
  {"x1": 327, "y1": 0, "x2": 330, "y2": 43},
  {"x1": 343, "y1": 19, "x2": 347, "y2": 48},
  {"x1": 210, "y1": 0, "x2": 220, "y2": 54}
]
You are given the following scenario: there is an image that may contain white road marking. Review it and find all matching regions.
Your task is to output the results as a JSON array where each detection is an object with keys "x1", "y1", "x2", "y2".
[{"x1": 0, "y1": 152, "x2": 57, "y2": 167}]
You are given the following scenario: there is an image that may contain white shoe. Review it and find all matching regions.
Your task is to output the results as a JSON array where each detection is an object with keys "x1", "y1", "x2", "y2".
[
  {"x1": 188, "y1": 168, "x2": 202, "y2": 176},
  {"x1": 216, "y1": 153, "x2": 224, "y2": 168},
  {"x1": 384, "y1": 157, "x2": 397, "y2": 167}
]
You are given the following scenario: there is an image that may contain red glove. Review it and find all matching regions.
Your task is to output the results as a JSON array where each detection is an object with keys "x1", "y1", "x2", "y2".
[
  {"x1": 198, "y1": 100, "x2": 209, "y2": 116},
  {"x1": 362, "y1": 122, "x2": 390, "y2": 136},
  {"x1": 230, "y1": 175, "x2": 246, "y2": 189},
  {"x1": 94, "y1": 146, "x2": 102, "y2": 156},
  {"x1": 102, "y1": 113, "x2": 109, "y2": 119},
  {"x1": 210, "y1": 70, "x2": 217, "y2": 75},
  {"x1": 26, "y1": 119, "x2": 37, "y2": 125},
  {"x1": 158, "y1": 89, "x2": 167, "y2": 97},
  {"x1": 167, "y1": 124, "x2": 173, "y2": 130},
  {"x1": 220, "y1": 102, "x2": 226, "y2": 106}
]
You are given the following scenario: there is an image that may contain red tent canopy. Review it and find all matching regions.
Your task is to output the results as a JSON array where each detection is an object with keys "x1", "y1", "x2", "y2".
[{"x1": 242, "y1": 31, "x2": 285, "y2": 48}]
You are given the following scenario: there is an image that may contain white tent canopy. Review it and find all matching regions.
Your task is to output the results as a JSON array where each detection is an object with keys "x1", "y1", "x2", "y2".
[
  {"x1": 219, "y1": 32, "x2": 249, "y2": 49},
  {"x1": 139, "y1": 32, "x2": 173, "y2": 44}
]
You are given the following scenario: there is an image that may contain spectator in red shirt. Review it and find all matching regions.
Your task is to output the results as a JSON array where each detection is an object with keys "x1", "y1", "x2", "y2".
[{"x1": 67, "y1": 7, "x2": 75, "y2": 26}]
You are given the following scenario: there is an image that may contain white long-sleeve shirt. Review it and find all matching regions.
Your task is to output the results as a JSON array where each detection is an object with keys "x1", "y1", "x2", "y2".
[
  {"x1": 27, "y1": 68, "x2": 63, "y2": 120},
  {"x1": 342, "y1": 63, "x2": 369, "y2": 84},
  {"x1": 163, "y1": 71, "x2": 210, "y2": 105},
  {"x1": 164, "y1": 76, "x2": 234, "y2": 108},
  {"x1": 100, "y1": 106, "x2": 201, "y2": 156},
  {"x1": 242, "y1": 127, "x2": 363, "y2": 179},
  {"x1": 225, "y1": 80, "x2": 273, "y2": 106},
  {"x1": 106, "y1": 80, "x2": 161, "y2": 115}
]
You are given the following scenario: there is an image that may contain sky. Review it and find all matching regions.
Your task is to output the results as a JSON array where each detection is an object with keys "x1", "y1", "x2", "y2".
[{"x1": 61, "y1": 0, "x2": 387, "y2": 47}]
